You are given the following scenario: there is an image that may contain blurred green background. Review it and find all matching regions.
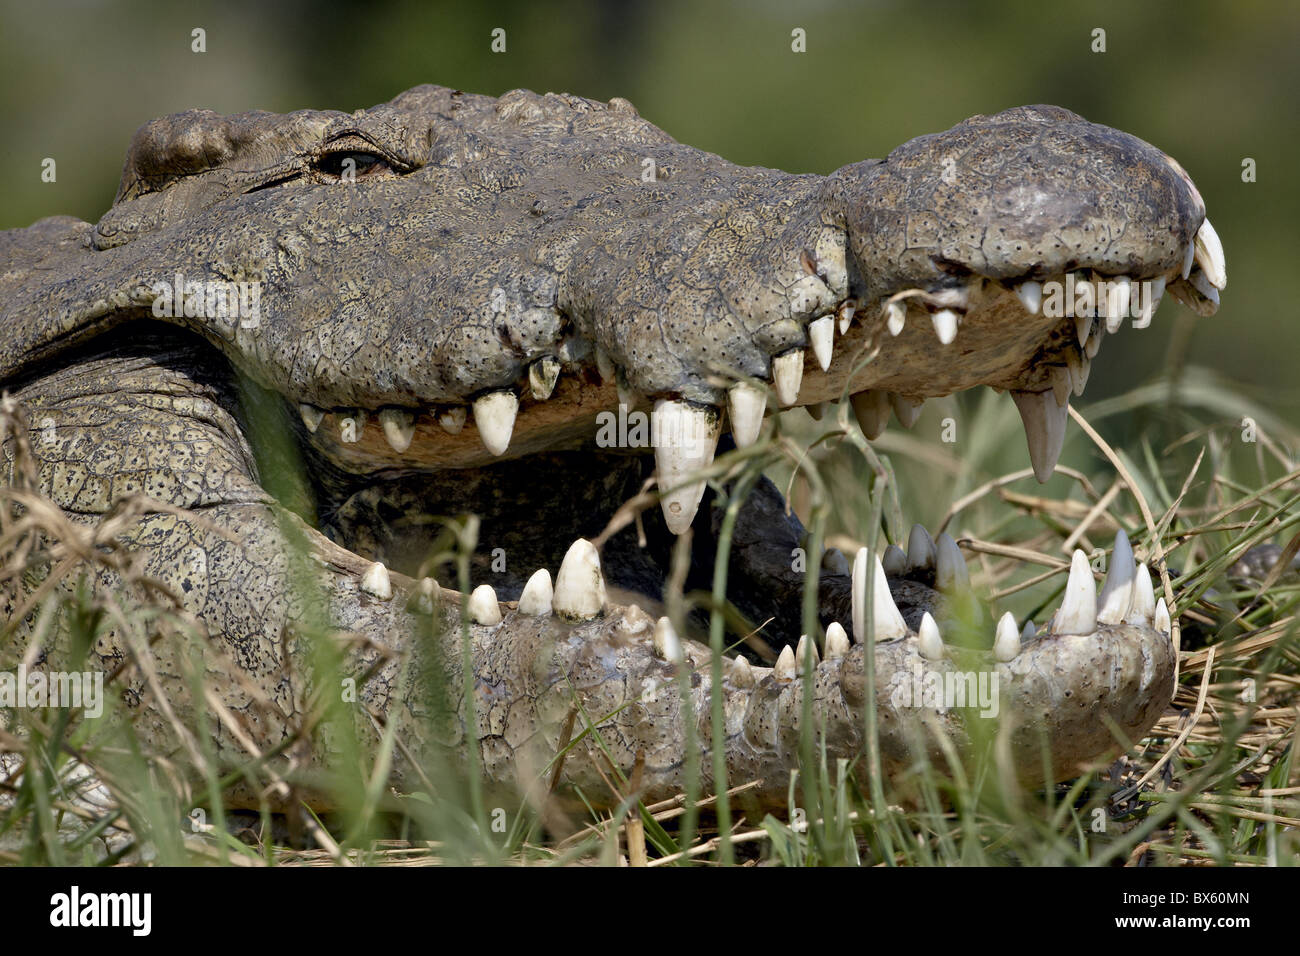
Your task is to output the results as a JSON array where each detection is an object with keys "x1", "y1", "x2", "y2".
[{"x1": 2, "y1": 0, "x2": 1296, "y2": 432}]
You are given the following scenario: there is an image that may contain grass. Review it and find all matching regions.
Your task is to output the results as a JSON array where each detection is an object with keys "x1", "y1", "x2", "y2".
[{"x1": 1, "y1": 361, "x2": 1298, "y2": 867}]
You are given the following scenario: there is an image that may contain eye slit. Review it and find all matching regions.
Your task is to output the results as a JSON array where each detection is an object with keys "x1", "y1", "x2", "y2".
[{"x1": 317, "y1": 151, "x2": 389, "y2": 179}]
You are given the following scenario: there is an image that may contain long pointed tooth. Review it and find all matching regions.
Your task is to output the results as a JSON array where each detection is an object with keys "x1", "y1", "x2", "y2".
[
  {"x1": 473, "y1": 391, "x2": 518, "y2": 455},
  {"x1": 1077, "y1": 276, "x2": 1098, "y2": 318},
  {"x1": 882, "y1": 543, "x2": 907, "y2": 575},
  {"x1": 1181, "y1": 241, "x2": 1195, "y2": 280},
  {"x1": 1084, "y1": 326, "x2": 1103, "y2": 358},
  {"x1": 439, "y1": 406, "x2": 467, "y2": 435},
  {"x1": 824, "y1": 622, "x2": 851, "y2": 659},
  {"x1": 852, "y1": 548, "x2": 907, "y2": 644},
  {"x1": 1126, "y1": 563, "x2": 1156, "y2": 626},
  {"x1": 1104, "y1": 276, "x2": 1131, "y2": 332},
  {"x1": 1054, "y1": 550, "x2": 1098, "y2": 635},
  {"x1": 1064, "y1": 348, "x2": 1084, "y2": 396},
  {"x1": 1154, "y1": 598, "x2": 1172, "y2": 636},
  {"x1": 993, "y1": 611, "x2": 1020, "y2": 662},
  {"x1": 1190, "y1": 269, "x2": 1221, "y2": 307},
  {"x1": 468, "y1": 584, "x2": 503, "y2": 626},
  {"x1": 808, "y1": 316, "x2": 834, "y2": 371},
  {"x1": 360, "y1": 561, "x2": 392, "y2": 600},
  {"x1": 730, "y1": 655, "x2": 755, "y2": 687},
  {"x1": 890, "y1": 393, "x2": 923, "y2": 428},
  {"x1": 338, "y1": 412, "x2": 364, "y2": 443},
  {"x1": 885, "y1": 299, "x2": 906, "y2": 336},
  {"x1": 379, "y1": 408, "x2": 416, "y2": 453},
  {"x1": 553, "y1": 539, "x2": 606, "y2": 620},
  {"x1": 1133, "y1": 276, "x2": 1164, "y2": 329},
  {"x1": 796, "y1": 634, "x2": 820, "y2": 669},
  {"x1": 1097, "y1": 529, "x2": 1136, "y2": 625},
  {"x1": 1194, "y1": 218, "x2": 1226, "y2": 289},
  {"x1": 1076, "y1": 355, "x2": 1092, "y2": 394},
  {"x1": 771, "y1": 350, "x2": 804, "y2": 406},
  {"x1": 906, "y1": 524, "x2": 936, "y2": 571},
  {"x1": 1011, "y1": 390, "x2": 1069, "y2": 483},
  {"x1": 1074, "y1": 313, "x2": 1093, "y2": 348},
  {"x1": 653, "y1": 616, "x2": 684, "y2": 662},
  {"x1": 774, "y1": 645, "x2": 797, "y2": 680},
  {"x1": 917, "y1": 612, "x2": 944, "y2": 661},
  {"x1": 1015, "y1": 280, "x2": 1042, "y2": 314},
  {"x1": 727, "y1": 382, "x2": 767, "y2": 448},
  {"x1": 1049, "y1": 366, "x2": 1071, "y2": 408},
  {"x1": 529, "y1": 356, "x2": 561, "y2": 400},
  {"x1": 934, "y1": 532, "x2": 970, "y2": 591},
  {"x1": 299, "y1": 403, "x2": 325, "y2": 433},
  {"x1": 653, "y1": 400, "x2": 721, "y2": 534},
  {"x1": 595, "y1": 347, "x2": 615, "y2": 383},
  {"x1": 838, "y1": 301, "x2": 856, "y2": 334},
  {"x1": 1021, "y1": 619, "x2": 1037, "y2": 641},
  {"x1": 930, "y1": 308, "x2": 959, "y2": 345},
  {"x1": 850, "y1": 389, "x2": 891, "y2": 440},
  {"x1": 517, "y1": 568, "x2": 554, "y2": 616}
]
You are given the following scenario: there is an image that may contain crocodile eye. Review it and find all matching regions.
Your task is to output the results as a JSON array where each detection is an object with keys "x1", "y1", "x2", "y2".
[{"x1": 317, "y1": 151, "x2": 389, "y2": 179}]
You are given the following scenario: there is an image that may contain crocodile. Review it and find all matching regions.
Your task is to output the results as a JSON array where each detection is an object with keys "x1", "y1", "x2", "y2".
[{"x1": 0, "y1": 85, "x2": 1227, "y2": 816}]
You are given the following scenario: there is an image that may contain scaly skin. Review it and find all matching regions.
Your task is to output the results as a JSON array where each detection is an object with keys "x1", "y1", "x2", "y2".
[{"x1": 0, "y1": 86, "x2": 1223, "y2": 811}]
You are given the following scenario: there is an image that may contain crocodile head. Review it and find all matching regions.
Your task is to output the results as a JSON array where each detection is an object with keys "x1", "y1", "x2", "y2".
[{"x1": 1, "y1": 86, "x2": 1225, "y2": 810}]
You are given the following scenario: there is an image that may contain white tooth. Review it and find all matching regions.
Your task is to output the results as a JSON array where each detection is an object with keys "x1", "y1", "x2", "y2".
[
  {"x1": 439, "y1": 406, "x2": 467, "y2": 435},
  {"x1": 917, "y1": 612, "x2": 944, "y2": 661},
  {"x1": 529, "y1": 356, "x2": 561, "y2": 400},
  {"x1": 1103, "y1": 277, "x2": 1130, "y2": 333},
  {"x1": 1181, "y1": 241, "x2": 1195, "y2": 280},
  {"x1": 838, "y1": 301, "x2": 856, "y2": 334},
  {"x1": 806, "y1": 402, "x2": 827, "y2": 421},
  {"x1": 727, "y1": 382, "x2": 767, "y2": 448},
  {"x1": 379, "y1": 408, "x2": 416, "y2": 453},
  {"x1": 1011, "y1": 390, "x2": 1069, "y2": 483},
  {"x1": 1049, "y1": 366, "x2": 1071, "y2": 408},
  {"x1": 886, "y1": 299, "x2": 906, "y2": 336},
  {"x1": 653, "y1": 616, "x2": 684, "y2": 662},
  {"x1": 595, "y1": 347, "x2": 615, "y2": 383},
  {"x1": 1190, "y1": 269, "x2": 1220, "y2": 306},
  {"x1": 1133, "y1": 276, "x2": 1164, "y2": 329},
  {"x1": 730, "y1": 655, "x2": 755, "y2": 687},
  {"x1": 1076, "y1": 276, "x2": 1097, "y2": 318},
  {"x1": 1154, "y1": 598, "x2": 1172, "y2": 636},
  {"x1": 468, "y1": 584, "x2": 503, "y2": 626},
  {"x1": 824, "y1": 622, "x2": 851, "y2": 658},
  {"x1": 774, "y1": 645, "x2": 797, "y2": 680},
  {"x1": 299, "y1": 403, "x2": 325, "y2": 433},
  {"x1": 853, "y1": 548, "x2": 907, "y2": 644},
  {"x1": 906, "y1": 524, "x2": 936, "y2": 571},
  {"x1": 850, "y1": 389, "x2": 891, "y2": 440},
  {"x1": 882, "y1": 543, "x2": 907, "y2": 575},
  {"x1": 930, "y1": 308, "x2": 959, "y2": 345},
  {"x1": 1126, "y1": 563, "x2": 1156, "y2": 626},
  {"x1": 1054, "y1": 550, "x2": 1098, "y2": 635},
  {"x1": 808, "y1": 316, "x2": 835, "y2": 371},
  {"x1": 822, "y1": 547, "x2": 851, "y2": 576},
  {"x1": 1064, "y1": 348, "x2": 1083, "y2": 395},
  {"x1": 517, "y1": 568, "x2": 554, "y2": 616},
  {"x1": 795, "y1": 634, "x2": 820, "y2": 668},
  {"x1": 993, "y1": 611, "x2": 1021, "y2": 662},
  {"x1": 1021, "y1": 619, "x2": 1036, "y2": 641},
  {"x1": 553, "y1": 538, "x2": 606, "y2": 620},
  {"x1": 1015, "y1": 280, "x2": 1042, "y2": 314},
  {"x1": 473, "y1": 391, "x2": 519, "y2": 456},
  {"x1": 1097, "y1": 529, "x2": 1136, "y2": 626},
  {"x1": 1074, "y1": 314, "x2": 1093, "y2": 349},
  {"x1": 934, "y1": 532, "x2": 970, "y2": 591},
  {"x1": 338, "y1": 412, "x2": 364, "y2": 443},
  {"x1": 890, "y1": 393, "x2": 923, "y2": 428},
  {"x1": 412, "y1": 577, "x2": 439, "y2": 615},
  {"x1": 360, "y1": 562, "x2": 392, "y2": 600},
  {"x1": 771, "y1": 350, "x2": 804, "y2": 406},
  {"x1": 1076, "y1": 355, "x2": 1092, "y2": 394},
  {"x1": 1194, "y1": 218, "x2": 1226, "y2": 290},
  {"x1": 653, "y1": 399, "x2": 721, "y2": 535}
]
